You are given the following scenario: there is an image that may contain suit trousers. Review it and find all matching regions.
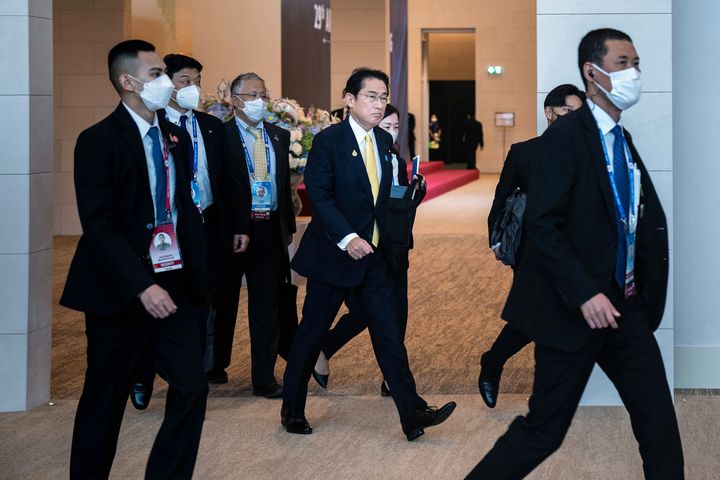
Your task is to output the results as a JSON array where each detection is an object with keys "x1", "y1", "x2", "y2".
[
  {"x1": 322, "y1": 272, "x2": 409, "y2": 360},
  {"x1": 283, "y1": 244, "x2": 426, "y2": 423},
  {"x1": 213, "y1": 214, "x2": 285, "y2": 387},
  {"x1": 481, "y1": 323, "x2": 531, "y2": 376},
  {"x1": 70, "y1": 275, "x2": 208, "y2": 480},
  {"x1": 466, "y1": 299, "x2": 684, "y2": 480}
]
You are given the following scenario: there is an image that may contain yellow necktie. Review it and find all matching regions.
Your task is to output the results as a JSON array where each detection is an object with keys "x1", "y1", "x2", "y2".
[
  {"x1": 364, "y1": 133, "x2": 380, "y2": 246},
  {"x1": 249, "y1": 127, "x2": 268, "y2": 181}
]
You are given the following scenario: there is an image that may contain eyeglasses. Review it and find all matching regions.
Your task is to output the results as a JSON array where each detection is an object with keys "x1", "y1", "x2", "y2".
[
  {"x1": 357, "y1": 92, "x2": 389, "y2": 105},
  {"x1": 233, "y1": 91, "x2": 271, "y2": 102}
]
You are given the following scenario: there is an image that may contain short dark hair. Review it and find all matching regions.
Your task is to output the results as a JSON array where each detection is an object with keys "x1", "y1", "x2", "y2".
[
  {"x1": 383, "y1": 103, "x2": 399, "y2": 119},
  {"x1": 230, "y1": 72, "x2": 265, "y2": 95},
  {"x1": 107, "y1": 39, "x2": 156, "y2": 92},
  {"x1": 164, "y1": 53, "x2": 203, "y2": 79},
  {"x1": 544, "y1": 84, "x2": 585, "y2": 108},
  {"x1": 578, "y1": 28, "x2": 633, "y2": 87},
  {"x1": 345, "y1": 68, "x2": 389, "y2": 97}
]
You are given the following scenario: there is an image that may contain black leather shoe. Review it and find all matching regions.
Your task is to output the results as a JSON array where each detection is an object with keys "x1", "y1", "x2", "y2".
[
  {"x1": 380, "y1": 379, "x2": 391, "y2": 397},
  {"x1": 281, "y1": 407, "x2": 312, "y2": 434},
  {"x1": 401, "y1": 402, "x2": 457, "y2": 441},
  {"x1": 478, "y1": 367, "x2": 501, "y2": 409},
  {"x1": 206, "y1": 368, "x2": 228, "y2": 384},
  {"x1": 252, "y1": 382, "x2": 283, "y2": 399},
  {"x1": 312, "y1": 370, "x2": 329, "y2": 389},
  {"x1": 130, "y1": 382, "x2": 153, "y2": 410}
]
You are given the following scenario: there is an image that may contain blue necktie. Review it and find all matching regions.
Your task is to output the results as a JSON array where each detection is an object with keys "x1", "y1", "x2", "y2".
[
  {"x1": 180, "y1": 114, "x2": 195, "y2": 172},
  {"x1": 147, "y1": 126, "x2": 168, "y2": 224},
  {"x1": 611, "y1": 125, "x2": 630, "y2": 288}
]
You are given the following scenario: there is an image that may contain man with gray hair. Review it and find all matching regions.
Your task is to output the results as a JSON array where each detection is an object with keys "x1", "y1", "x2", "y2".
[{"x1": 210, "y1": 73, "x2": 296, "y2": 398}]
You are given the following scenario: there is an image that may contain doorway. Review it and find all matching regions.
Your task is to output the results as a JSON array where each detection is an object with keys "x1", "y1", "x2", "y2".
[{"x1": 421, "y1": 29, "x2": 476, "y2": 165}]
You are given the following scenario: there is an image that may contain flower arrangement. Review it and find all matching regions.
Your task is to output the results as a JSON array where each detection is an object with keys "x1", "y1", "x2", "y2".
[
  {"x1": 264, "y1": 98, "x2": 335, "y2": 173},
  {"x1": 200, "y1": 80, "x2": 337, "y2": 173}
]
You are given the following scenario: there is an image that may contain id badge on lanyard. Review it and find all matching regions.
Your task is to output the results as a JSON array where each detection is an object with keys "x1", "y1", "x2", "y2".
[
  {"x1": 149, "y1": 132, "x2": 183, "y2": 273},
  {"x1": 598, "y1": 128, "x2": 638, "y2": 298},
  {"x1": 251, "y1": 181, "x2": 273, "y2": 220}
]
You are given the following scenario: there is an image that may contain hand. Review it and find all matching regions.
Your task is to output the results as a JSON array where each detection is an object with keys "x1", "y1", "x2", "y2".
[
  {"x1": 233, "y1": 234, "x2": 250, "y2": 253},
  {"x1": 413, "y1": 174, "x2": 426, "y2": 190},
  {"x1": 346, "y1": 237, "x2": 373, "y2": 260},
  {"x1": 286, "y1": 234, "x2": 293, "y2": 247},
  {"x1": 139, "y1": 284, "x2": 177, "y2": 319},
  {"x1": 580, "y1": 293, "x2": 620, "y2": 330}
]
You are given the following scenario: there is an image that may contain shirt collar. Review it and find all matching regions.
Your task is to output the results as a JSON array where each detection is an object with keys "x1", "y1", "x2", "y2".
[
  {"x1": 235, "y1": 115, "x2": 264, "y2": 132},
  {"x1": 122, "y1": 102, "x2": 159, "y2": 138},
  {"x1": 165, "y1": 105, "x2": 193, "y2": 125},
  {"x1": 587, "y1": 98, "x2": 620, "y2": 135},
  {"x1": 348, "y1": 114, "x2": 375, "y2": 146}
]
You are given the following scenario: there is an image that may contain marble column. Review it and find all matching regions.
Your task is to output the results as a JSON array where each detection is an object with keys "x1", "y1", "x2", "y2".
[{"x1": 0, "y1": 0, "x2": 54, "y2": 412}]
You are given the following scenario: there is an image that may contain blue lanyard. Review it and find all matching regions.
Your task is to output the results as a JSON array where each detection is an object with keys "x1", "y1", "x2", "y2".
[
  {"x1": 597, "y1": 127, "x2": 635, "y2": 229},
  {"x1": 190, "y1": 114, "x2": 198, "y2": 179},
  {"x1": 235, "y1": 118, "x2": 272, "y2": 178}
]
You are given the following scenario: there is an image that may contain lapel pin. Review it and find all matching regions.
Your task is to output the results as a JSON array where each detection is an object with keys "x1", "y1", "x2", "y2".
[
  {"x1": 274, "y1": 134, "x2": 279, "y2": 141},
  {"x1": 352, "y1": 150, "x2": 358, "y2": 157},
  {"x1": 208, "y1": 129, "x2": 213, "y2": 133}
]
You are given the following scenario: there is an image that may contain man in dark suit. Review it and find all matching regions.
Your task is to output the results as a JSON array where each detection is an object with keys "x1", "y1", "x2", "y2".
[
  {"x1": 467, "y1": 29, "x2": 684, "y2": 479},
  {"x1": 60, "y1": 40, "x2": 209, "y2": 479},
  {"x1": 462, "y1": 114, "x2": 484, "y2": 169},
  {"x1": 282, "y1": 68, "x2": 456, "y2": 441},
  {"x1": 479, "y1": 84, "x2": 585, "y2": 409},
  {"x1": 129, "y1": 53, "x2": 248, "y2": 410},
  {"x1": 210, "y1": 72, "x2": 296, "y2": 398}
]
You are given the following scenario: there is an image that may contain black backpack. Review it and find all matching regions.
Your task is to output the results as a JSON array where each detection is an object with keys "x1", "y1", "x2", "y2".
[{"x1": 490, "y1": 189, "x2": 527, "y2": 266}]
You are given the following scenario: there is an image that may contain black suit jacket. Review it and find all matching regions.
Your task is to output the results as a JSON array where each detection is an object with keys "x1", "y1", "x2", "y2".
[
  {"x1": 60, "y1": 103, "x2": 208, "y2": 315},
  {"x1": 291, "y1": 119, "x2": 396, "y2": 287},
  {"x1": 502, "y1": 104, "x2": 669, "y2": 352},
  {"x1": 222, "y1": 118, "x2": 296, "y2": 244},
  {"x1": 161, "y1": 109, "x2": 246, "y2": 244},
  {"x1": 487, "y1": 136, "x2": 537, "y2": 248}
]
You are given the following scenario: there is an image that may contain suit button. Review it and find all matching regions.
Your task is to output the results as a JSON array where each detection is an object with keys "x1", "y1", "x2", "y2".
[{"x1": 146, "y1": 223, "x2": 153, "y2": 230}]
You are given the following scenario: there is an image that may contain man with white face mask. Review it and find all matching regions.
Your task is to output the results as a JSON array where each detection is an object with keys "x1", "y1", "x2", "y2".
[
  {"x1": 129, "y1": 54, "x2": 249, "y2": 410},
  {"x1": 60, "y1": 40, "x2": 209, "y2": 479},
  {"x1": 211, "y1": 72, "x2": 295, "y2": 397},
  {"x1": 466, "y1": 28, "x2": 684, "y2": 479}
]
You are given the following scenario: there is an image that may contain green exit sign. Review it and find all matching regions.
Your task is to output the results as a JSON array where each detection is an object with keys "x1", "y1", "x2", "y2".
[{"x1": 487, "y1": 66, "x2": 503, "y2": 75}]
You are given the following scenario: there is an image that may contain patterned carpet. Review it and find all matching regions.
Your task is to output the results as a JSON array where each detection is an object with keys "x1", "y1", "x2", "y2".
[{"x1": 50, "y1": 177, "x2": 534, "y2": 401}]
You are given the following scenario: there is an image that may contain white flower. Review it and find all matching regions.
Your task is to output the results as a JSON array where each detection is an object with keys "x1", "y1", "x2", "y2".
[
  {"x1": 288, "y1": 155, "x2": 300, "y2": 170},
  {"x1": 290, "y1": 142, "x2": 303, "y2": 156},
  {"x1": 290, "y1": 129, "x2": 303, "y2": 143}
]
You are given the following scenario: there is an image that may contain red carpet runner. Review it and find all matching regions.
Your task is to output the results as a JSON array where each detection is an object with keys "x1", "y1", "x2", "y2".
[{"x1": 296, "y1": 161, "x2": 479, "y2": 216}]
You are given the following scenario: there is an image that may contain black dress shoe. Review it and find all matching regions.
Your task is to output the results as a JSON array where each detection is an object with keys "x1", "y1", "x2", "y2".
[
  {"x1": 206, "y1": 368, "x2": 228, "y2": 384},
  {"x1": 130, "y1": 382, "x2": 153, "y2": 410},
  {"x1": 252, "y1": 382, "x2": 283, "y2": 399},
  {"x1": 281, "y1": 407, "x2": 312, "y2": 434},
  {"x1": 312, "y1": 370, "x2": 329, "y2": 389},
  {"x1": 478, "y1": 367, "x2": 501, "y2": 409},
  {"x1": 380, "y1": 379, "x2": 391, "y2": 397},
  {"x1": 401, "y1": 401, "x2": 457, "y2": 441}
]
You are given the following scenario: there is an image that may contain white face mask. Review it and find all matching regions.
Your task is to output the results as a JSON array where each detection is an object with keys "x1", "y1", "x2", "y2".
[
  {"x1": 242, "y1": 98, "x2": 267, "y2": 123},
  {"x1": 130, "y1": 74, "x2": 174, "y2": 111},
  {"x1": 390, "y1": 130, "x2": 399, "y2": 143},
  {"x1": 591, "y1": 64, "x2": 642, "y2": 111},
  {"x1": 175, "y1": 84, "x2": 201, "y2": 110}
]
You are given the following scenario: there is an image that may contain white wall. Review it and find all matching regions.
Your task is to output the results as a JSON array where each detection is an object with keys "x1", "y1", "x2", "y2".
[
  {"x1": 537, "y1": 0, "x2": 674, "y2": 405},
  {"x1": 673, "y1": 0, "x2": 720, "y2": 388}
]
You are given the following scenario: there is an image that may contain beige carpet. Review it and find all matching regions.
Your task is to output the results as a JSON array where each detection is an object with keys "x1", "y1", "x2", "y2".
[{"x1": 3, "y1": 177, "x2": 717, "y2": 479}]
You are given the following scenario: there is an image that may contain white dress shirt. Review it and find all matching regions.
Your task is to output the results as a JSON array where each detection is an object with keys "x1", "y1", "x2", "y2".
[
  {"x1": 587, "y1": 98, "x2": 621, "y2": 167},
  {"x1": 337, "y1": 115, "x2": 384, "y2": 250},
  {"x1": 122, "y1": 103, "x2": 177, "y2": 228},
  {"x1": 165, "y1": 106, "x2": 214, "y2": 210}
]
